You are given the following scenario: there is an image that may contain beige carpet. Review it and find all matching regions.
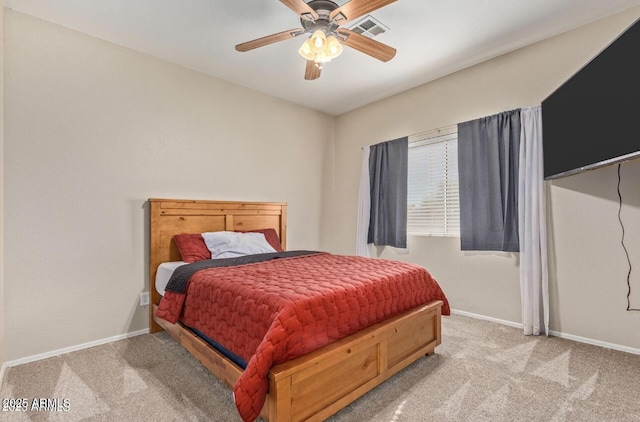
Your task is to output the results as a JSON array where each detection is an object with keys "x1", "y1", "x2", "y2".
[{"x1": 2, "y1": 314, "x2": 639, "y2": 421}]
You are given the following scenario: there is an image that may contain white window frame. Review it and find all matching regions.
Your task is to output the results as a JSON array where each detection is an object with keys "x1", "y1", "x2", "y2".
[{"x1": 407, "y1": 126, "x2": 460, "y2": 237}]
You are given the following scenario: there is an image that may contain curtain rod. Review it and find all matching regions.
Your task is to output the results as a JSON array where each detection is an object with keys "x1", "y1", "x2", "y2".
[
  {"x1": 409, "y1": 124, "x2": 458, "y2": 143},
  {"x1": 361, "y1": 124, "x2": 458, "y2": 150}
]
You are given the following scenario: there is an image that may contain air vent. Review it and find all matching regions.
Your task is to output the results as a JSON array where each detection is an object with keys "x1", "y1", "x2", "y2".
[{"x1": 347, "y1": 15, "x2": 389, "y2": 38}]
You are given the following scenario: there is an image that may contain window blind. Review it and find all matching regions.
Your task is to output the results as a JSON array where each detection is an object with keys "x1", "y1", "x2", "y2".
[{"x1": 408, "y1": 131, "x2": 460, "y2": 236}]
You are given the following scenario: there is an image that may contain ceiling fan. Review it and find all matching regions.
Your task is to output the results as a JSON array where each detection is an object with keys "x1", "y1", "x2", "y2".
[{"x1": 235, "y1": 0, "x2": 398, "y2": 80}]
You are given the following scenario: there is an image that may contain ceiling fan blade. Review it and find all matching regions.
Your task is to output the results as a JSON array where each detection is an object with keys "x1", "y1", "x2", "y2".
[
  {"x1": 235, "y1": 29, "x2": 305, "y2": 52},
  {"x1": 304, "y1": 60, "x2": 321, "y2": 80},
  {"x1": 337, "y1": 29, "x2": 396, "y2": 62},
  {"x1": 280, "y1": 0, "x2": 319, "y2": 20},
  {"x1": 330, "y1": 0, "x2": 397, "y2": 25}
]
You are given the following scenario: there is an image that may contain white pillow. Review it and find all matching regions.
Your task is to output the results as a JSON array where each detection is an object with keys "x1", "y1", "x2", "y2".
[{"x1": 202, "y1": 231, "x2": 277, "y2": 259}]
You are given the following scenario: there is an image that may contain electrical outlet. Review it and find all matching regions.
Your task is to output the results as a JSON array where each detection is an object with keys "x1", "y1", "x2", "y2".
[{"x1": 139, "y1": 292, "x2": 150, "y2": 307}]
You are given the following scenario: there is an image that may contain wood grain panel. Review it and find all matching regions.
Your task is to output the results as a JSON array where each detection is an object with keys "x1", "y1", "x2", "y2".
[
  {"x1": 291, "y1": 346, "x2": 378, "y2": 420},
  {"x1": 387, "y1": 306, "x2": 438, "y2": 368}
]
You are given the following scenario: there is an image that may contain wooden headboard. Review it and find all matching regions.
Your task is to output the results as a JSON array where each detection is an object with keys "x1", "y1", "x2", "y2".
[{"x1": 148, "y1": 198, "x2": 287, "y2": 332}]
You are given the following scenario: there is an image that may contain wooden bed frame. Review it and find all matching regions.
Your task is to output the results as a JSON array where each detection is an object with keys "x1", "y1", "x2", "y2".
[{"x1": 149, "y1": 198, "x2": 443, "y2": 421}]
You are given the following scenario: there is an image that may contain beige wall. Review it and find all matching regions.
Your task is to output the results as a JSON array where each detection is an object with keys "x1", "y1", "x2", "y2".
[
  {"x1": 3, "y1": 10, "x2": 334, "y2": 361},
  {"x1": 1, "y1": 5, "x2": 6, "y2": 373},
  {"x1": 4, "y1": 6, "x2": 640, "y2": 363},
  {"x1": 329, "y1": 6, "x2": 640, "y2": 350}
]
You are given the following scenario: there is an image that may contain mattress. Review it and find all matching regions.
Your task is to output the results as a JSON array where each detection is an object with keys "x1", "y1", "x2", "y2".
[{"x1": 154, "y1": 261, "x2": 186, "y2": 295}]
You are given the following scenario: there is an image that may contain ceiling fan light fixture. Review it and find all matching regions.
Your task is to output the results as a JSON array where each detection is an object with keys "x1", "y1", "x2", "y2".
[
  {"x1": 326, "y1": 35, "x2": 343, "y2": 58},
  {"x1": 314, "y1": 50, "x2": 330, "y2": 64},
  {"x1": 310, "y1": 29, "x2": 327, "y2": 53},
  {"x1": 299, "y1": 31, "x2": 343, "y2": 64},
  {"x1": 298, "y1": 38, "x2": 315, "y2": 60}
]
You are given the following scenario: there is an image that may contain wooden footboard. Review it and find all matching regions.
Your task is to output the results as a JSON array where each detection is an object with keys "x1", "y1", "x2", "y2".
[{"x1": 153, "y1": 300, "x2": 442, "y2": 422}]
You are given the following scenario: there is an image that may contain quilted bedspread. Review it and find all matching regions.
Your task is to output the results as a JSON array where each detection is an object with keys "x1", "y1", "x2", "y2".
[{"x1": 156, "y1": 252, "x2": 450, "y2": 421}]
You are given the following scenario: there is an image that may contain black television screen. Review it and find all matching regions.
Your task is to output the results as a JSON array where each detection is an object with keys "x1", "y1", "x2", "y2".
[{"x1": 542, "y1": 18, "x2": 640, "y2": 180}]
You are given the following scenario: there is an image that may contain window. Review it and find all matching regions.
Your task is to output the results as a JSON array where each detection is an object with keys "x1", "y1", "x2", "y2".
[{"x1": 407, "y1": 128, "x2": 460, "y2": 236}]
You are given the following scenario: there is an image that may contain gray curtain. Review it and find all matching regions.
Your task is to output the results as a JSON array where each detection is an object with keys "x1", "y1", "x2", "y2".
[
  {"x1": 458, "y1": 110, "x2": 520, "y2": 252},
  {"x1": 368, "y1": 137, "x2": 408, "y2": 248}
]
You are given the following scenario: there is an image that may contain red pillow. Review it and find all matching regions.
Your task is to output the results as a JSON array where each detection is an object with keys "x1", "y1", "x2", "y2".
[
  {"x1": 237, "y1": 228, "x2": 284, "y2": 252},
  {"x1": 173, "y1": 233, "x2": 211, "y2": 263}
]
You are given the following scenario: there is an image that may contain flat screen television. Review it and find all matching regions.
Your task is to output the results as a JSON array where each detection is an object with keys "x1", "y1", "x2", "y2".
[{"x1": 542, "y1": 18, "x2": 640, "y2": 180}]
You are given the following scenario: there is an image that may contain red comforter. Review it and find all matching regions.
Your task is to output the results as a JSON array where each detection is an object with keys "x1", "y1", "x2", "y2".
[{"x1": 156, "y1": 252, "x2": 449, "y2": 421}]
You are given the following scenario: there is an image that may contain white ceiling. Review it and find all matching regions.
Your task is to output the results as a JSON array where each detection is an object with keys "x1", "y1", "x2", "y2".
[{"x1": 4, "y1": 0, "x2": 640, "y2": 116}]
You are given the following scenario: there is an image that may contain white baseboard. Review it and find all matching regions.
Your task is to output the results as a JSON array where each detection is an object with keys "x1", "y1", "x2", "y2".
[
  {"x1": 451, "y1": 308, "x2": 524, "y2": 330},
  {"x1": 450, "y1": 308, "x2": 640, "y2": 356},
  {"x1": 547, "y1": 329, "x2": 640, "y2": 356},
  {"x1": 6, "y1": 328, "x2": 149, "y2": 368}
]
